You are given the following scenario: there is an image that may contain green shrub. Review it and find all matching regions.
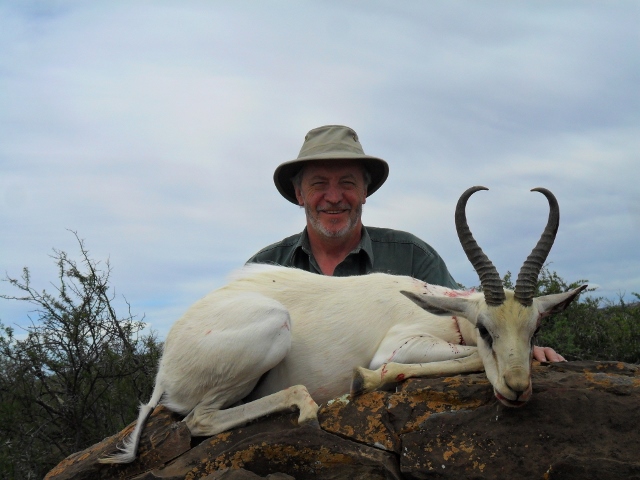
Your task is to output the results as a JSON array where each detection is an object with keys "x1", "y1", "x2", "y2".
[
  {"x1": 0, "y1": 233, "x2": 162, "y2": 479},
  {"x1": 499, "y1": 268, "x2": 640, "y2": 363}
]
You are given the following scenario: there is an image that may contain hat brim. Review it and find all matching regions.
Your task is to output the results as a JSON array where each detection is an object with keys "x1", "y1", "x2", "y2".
[{"x1": 274, "y1": 152, "x2": 389, "y2": 204}]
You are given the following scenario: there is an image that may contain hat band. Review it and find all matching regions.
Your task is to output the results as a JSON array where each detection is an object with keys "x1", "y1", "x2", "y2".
[{"x1": 300, "y1": 141, "x2": 363, "y2": 158}]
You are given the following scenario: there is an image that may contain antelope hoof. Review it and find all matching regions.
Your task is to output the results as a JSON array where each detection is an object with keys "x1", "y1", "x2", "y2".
[
  {"x1": 350, "y1": 366, "x2": 378, "y2": 396},
  {"x1": 298, "y1": 416, "x2": 320, "y2": 429},
  {"x1": 297, "y1": 398, "x2": 320, "y2": 427}
]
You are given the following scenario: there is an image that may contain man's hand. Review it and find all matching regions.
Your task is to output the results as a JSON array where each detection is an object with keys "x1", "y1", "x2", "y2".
[{"x1": 533, "y1": 346, "x2": 566, "y2": 362}]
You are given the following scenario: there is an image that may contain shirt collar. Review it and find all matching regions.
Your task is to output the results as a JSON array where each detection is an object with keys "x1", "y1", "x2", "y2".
[
  {"x1": 296, "y1": 226, "x2": 374, "y2": 268},
  {"x1": 298, "y1": 228, "x2": 312, "y2": 256}
]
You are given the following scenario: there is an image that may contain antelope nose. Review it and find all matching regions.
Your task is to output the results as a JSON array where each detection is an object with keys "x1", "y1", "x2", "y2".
[{"x1": 503, "y1": 369, "x2": 529, "y2": 396}]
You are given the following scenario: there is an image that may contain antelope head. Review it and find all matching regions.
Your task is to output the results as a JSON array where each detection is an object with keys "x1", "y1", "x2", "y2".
[{"x1": 407, "y1": 186, "x2": 586, "y2": 407}]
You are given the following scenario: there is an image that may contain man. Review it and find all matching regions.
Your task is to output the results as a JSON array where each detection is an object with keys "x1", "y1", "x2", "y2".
[
  {"x1": 248, "y1": 125, "x2": 457, "y2": 286},
  {"x1": 247, "y1": 124, "x2": 564, "y2": 362}
]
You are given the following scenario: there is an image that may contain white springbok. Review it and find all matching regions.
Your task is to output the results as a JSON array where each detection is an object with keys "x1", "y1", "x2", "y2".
[{"x1": 99, "y1": 186, "x2": 586, "y2": 464}]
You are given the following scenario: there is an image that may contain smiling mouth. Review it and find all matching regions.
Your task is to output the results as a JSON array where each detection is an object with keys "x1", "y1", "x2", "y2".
[{"x1": 320, "y1": 209, "x2": 349, "y2": 215}]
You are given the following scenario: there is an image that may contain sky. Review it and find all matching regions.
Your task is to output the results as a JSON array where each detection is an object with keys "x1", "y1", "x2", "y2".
[{"x1": 1, "y1": 1, "x2": 639, "y2": 340}]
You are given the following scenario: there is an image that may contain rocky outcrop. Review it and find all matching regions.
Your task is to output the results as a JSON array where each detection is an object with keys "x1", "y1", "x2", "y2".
[{"x1": 46, "y1": 361, "x2": 640, "y2": 479}]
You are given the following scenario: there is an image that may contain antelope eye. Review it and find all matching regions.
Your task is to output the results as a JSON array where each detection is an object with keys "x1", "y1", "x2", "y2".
[{"x1": 477, "y1": 324, "x2": 493, "y2": 347}]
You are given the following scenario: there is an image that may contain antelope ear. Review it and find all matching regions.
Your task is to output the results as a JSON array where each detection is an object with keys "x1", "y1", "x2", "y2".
[
  {"x1": 400, "y1": 290, "x2": 475, "y2": 319},
  {"x1": 534, "y1": 285, "x2": 588, "y2": 318}
]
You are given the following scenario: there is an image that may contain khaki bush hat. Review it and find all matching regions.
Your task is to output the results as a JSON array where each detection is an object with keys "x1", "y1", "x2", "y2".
[{"x1": 274, "y1": 125, "x2": 390, "y2": 204}]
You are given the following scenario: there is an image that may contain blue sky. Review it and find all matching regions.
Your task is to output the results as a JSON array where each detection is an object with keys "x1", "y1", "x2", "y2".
[{"x1": 1, "y1": 1, "x2": 639, "y2": 339}]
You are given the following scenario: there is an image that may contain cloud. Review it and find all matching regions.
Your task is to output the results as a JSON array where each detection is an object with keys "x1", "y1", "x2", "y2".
[{"x1": 1, "y1": 1, "x2": 638, "y2": 339}]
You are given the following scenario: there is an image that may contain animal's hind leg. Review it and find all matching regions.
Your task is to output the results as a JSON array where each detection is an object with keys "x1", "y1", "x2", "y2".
[
  {"x1": 161, "y1": 292, "x2": 303, "y2": 435},
  {"x1": 183, "y1": 385, "x2": 319, "y2": 437}
]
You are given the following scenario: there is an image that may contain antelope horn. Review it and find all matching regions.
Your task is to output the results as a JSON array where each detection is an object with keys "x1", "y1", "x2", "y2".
[
  {"x1": 513, "y1": 188, "x2": 560, "y2": 306},
  {"x1": 455, "y1": 186, "x2": 505, "y2": 306}
]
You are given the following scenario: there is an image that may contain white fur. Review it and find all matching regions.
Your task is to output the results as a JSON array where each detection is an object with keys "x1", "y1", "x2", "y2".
[{"x1": 99, "y1": 264, "x2": 583, "y2": 464}]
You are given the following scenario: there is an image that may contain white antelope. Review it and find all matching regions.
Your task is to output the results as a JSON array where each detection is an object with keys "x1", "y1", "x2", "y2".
[{"x1": 100, "y1": 186, "x2": 586, "y2": 464}]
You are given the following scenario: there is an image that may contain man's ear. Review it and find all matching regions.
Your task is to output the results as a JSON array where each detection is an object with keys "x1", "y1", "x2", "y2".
[
  {"x1": 294, "y1": 186, "x2": 305, "y2": 206},
  {"x1": 362, "y1": 176, "x2": 368, "y2": 202}
]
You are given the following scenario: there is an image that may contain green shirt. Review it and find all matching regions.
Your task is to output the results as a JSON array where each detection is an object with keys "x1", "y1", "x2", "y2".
[{"x1": 246, "y1": 226, "x2": 458, "y2": 288}]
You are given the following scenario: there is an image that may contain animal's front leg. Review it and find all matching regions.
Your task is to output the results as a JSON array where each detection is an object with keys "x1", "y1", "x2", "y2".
[
  {"x1": 368, "y1": 326, "x2": 477, "y2": 370},
  {"x1": 351, "y1": 352, "x2": 483, "y2": 396}
]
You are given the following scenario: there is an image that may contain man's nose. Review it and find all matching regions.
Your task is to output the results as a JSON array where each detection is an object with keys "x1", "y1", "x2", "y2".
[{"x1": 323, "y1": 184, "x2": 343, "y2": 203}]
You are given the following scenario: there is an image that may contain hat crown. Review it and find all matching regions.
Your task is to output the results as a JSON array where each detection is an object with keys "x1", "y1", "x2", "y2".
[{"x1": 298, "y1": 125, "x2": 365, "y2": 159}]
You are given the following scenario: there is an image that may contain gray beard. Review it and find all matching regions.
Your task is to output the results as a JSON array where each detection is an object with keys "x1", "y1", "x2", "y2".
[{"x1": 306, "y1": 203, "x2": 363, "y2": 239}]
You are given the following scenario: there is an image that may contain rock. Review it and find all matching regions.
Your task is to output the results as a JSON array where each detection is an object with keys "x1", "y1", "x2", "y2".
[
  {"x1": 131, "y1": 413, "x2": 401, "y2": 480},
  {"x1": 318, "y1": 370, "x2": 494, "y2": 455},
  {"x1": 545, "y1": 455, "x2": 640, "y2": 480},
  {"x1": 46, "y1": 361, "x2": 640, "y2": 480},
  {"x1": 44, "y1": 406, "x2": 190, "y2": 480},
  {"x1": 200, "y1": 468, "x2": 295, "y2": 479},
  {"x1": 398, "y1": 361, "x2": 640, "y2": 479}
]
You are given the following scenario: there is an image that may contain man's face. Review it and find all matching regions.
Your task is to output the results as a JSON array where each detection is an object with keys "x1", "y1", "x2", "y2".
[{"x1": 294, "y1": 161, "x2": 368, "y2": 239}]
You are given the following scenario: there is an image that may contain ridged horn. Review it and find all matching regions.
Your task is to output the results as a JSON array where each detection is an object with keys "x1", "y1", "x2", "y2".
[
  {"x1": 455, "y1": 186, "x2": 505, "y2": 306},
  {"x1": 513, "y1": 188, "x2": 560, "y2": 306}
]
